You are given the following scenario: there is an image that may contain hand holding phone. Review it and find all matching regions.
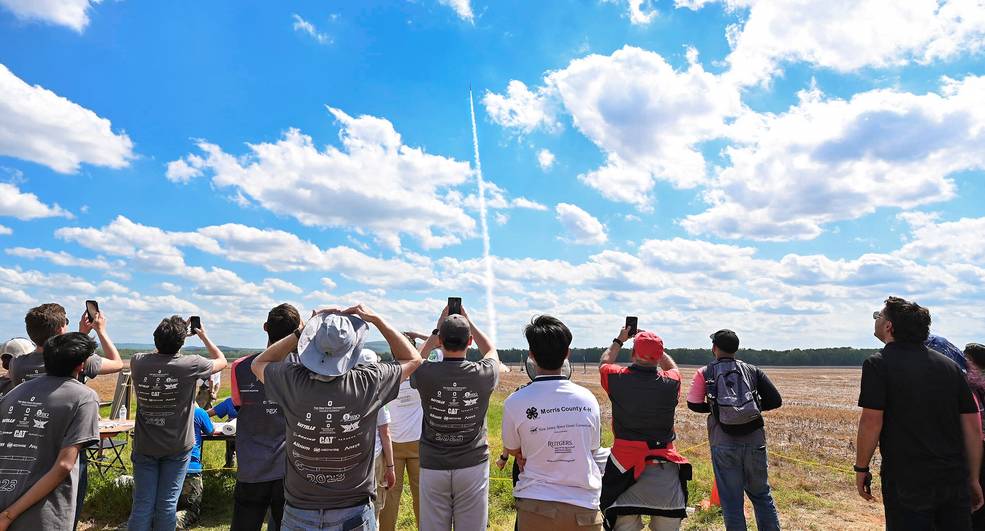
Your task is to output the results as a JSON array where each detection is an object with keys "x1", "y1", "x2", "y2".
[
  {"x1": 189, "y1": 316, "x2": 202, "y2": 336},
  {"x1": 448, "y1": 297, "x2": 462, "y2": 316},
  {"x1": 86, "y1": 300, "x2": 99, "y2": 322},
  {"x1": 625, "y1": 316, "x2": 638, "y2": 337}
]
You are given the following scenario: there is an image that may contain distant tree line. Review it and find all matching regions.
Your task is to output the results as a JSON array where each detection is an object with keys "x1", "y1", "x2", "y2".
[{"x1": 109, "y1": 346, "x2": 879, "y2": 366}]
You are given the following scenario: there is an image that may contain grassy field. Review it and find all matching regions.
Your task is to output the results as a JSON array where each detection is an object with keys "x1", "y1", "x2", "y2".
[{"x1": 78, "y1": 364, "x2": 885, "y2": 530}]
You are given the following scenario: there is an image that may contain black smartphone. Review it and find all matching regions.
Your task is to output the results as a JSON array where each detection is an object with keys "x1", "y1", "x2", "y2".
[
  {"x1": 189, "y1": 315, "x2": 202, "y2": 334},
  {"x1": 625, "y1": 316, "x2": 638, "y2": 337},
  {"x1": 863, "y1": 472, "x2": 872, "y2": 496},
  {"x1": 85, "y1": 300, "x2": 99, "y2": 322},
  {"x1": 448, "y1": 297, "x2": 462, "y2": 316}
]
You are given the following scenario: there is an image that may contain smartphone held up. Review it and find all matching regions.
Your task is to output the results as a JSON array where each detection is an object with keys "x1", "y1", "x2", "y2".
[
  {"x1": 85, "y1": 300, "x2": 99, "y2": 322},
  {"x1": 448, "y1": 297, "x2": 462, "y2": 316},
  {"x1": 625, "y1": 316, "x2": 638, "y2": 337},
  {"x1": 189, "y1": 315, "x2": 202, "y2": 335}
]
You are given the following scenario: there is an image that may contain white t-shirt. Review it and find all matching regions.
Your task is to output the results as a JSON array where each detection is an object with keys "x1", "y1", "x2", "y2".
[
  {"x1": 386, "y1": 379, "x2": 423, "y2": 443},
  {"x1": 502, "y1": 376, "x2": 602, "y2": 510},
  {"x1": 374, "y1": 405, "x2": 391, "y2": 458},
  {"x1": 197, "y1": 371, "x2": 220, "y2": 389}
]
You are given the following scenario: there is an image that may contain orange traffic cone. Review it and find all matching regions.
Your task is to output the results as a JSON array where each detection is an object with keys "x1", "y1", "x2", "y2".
[{"x1": 699, "y1": 476, "x2": 721, "y2": 510}]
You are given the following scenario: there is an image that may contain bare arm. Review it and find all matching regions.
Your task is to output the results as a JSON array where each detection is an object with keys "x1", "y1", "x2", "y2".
[
  {"x1": 196, "y1": 329, "x2": 226, "y2": 374},
  {"x1": 252, "y1": 327, "x2": 300, "y2": 384},
  {"x1": 0, "y1": 445, "x2": 80, "y2": 525},
  {"x1": 80, "y1": 311, "x2": 123, "y2": 375},
  {"x1": 658, "y1": 353, "x2": 678, "y2": 372},
  {"x1": 600, "y1": 326, "x2": 630, "y2": 366},
  {"x1": 855, "y1": 407, "x2": 883, "y2": 501},
  {"x1": 345, "y1": 305, "x2": 423, "y2": 381},
  {"x1": 466, "y1": 314, "x2": 498, "y2": 362}
]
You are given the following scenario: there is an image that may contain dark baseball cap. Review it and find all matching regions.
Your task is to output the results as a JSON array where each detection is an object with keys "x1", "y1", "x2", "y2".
[
  {"x1": 439, "y1": 314, "x2": 471, "y2": 351},
  {"x1": 710, "y1": 329, "x2": 740, "y2": 354}
]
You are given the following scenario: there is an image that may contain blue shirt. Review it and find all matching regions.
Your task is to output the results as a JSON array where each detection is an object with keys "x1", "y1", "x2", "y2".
[
  {"x1": 926, "y1": 334, "x2": 967, "y2": 372},
  {"x1": 188, "y1": 406, "x2": 214, "y2": 473},
  {"x1": 213, "y1": 397, "x2": 238, "y2": 420}
]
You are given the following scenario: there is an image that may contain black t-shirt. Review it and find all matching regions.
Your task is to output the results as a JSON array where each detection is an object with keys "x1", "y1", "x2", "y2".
[{"x1": 858, "y1": 342, "x2": 978, "y2": 487}]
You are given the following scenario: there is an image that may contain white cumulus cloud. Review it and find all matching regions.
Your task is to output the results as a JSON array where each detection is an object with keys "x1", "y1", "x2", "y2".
[
  {"x1": 556, "y1": 203, "x2": 608, "y2": 245},
  {"x1": 537, "y1": 149, "x2": 555, "y2": 170},
  {"x1": 168, "y1": 107, "x2": 479, "y2": 251},
  {"x1": 437, "y1": 0, "x2": 474, "y2": 22},
  {"x1": 680, "y1": 0, "x2": 985, "y2": 86},
  {"x1": 682, "y1": 76, "x2": 985, "y2": 241},
  {"x1": 483, "y1": 80, "x2": 561, "y2": 135},
  {"x1": 0, "y1": 182, "x2": 71, "y2": 220},
  {"x1": 0, "y1": 64, "x2": 134, "y2": 174},
  {"x1": 486, "y1": 46, "x2": 741, "y2": 210},
  {"x1": 0, "y1": 0, "x2": 102, "y2": 32}
]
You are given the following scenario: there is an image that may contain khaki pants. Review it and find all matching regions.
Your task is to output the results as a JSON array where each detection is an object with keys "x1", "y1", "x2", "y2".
[
  {"x1": 516, "y1": 498, "x2": 603, "y2": 531},
  {"x1": 379, "y1": 440, "x2": 420, "y2": 531}
]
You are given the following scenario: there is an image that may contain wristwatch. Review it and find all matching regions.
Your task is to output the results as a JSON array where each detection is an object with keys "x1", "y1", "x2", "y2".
[
  {"x1": 431, "y1": 328, "x2": 440, "y2": 336},
  {"x1": 499, "y1": 453, "x2": 509, "y2": 461},
  {"x1": 612, "y1": 338, "x2": 623, "y2": 347},
  {"x1": 853, "y1": 465, "x2": 869, "y2": 473}
]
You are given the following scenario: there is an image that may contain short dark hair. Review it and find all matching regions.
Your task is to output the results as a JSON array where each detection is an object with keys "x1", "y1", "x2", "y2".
[
  {"x1": 25, "y1": 303, "x2": 67, "y2": 346},
  {"x1": 882, "y1": 296, "x2": 931, "y2": 344},
  {"x1": 43, "y1": 332, "x2": 96, "y2": 377},
  {"x1": 524, "y1": 315, "x2": 572, "y2": 371},
  {"x1": 154, "y1": 316, "x2": 189, "y2": 355},
  {"x1": 266, "y1": 303, "x2": 301, "y2": 344},
  {"x1": 966, "y1": 343, "x2": 985, "y2": 371}
]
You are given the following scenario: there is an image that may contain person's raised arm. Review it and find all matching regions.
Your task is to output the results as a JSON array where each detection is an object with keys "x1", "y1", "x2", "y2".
[
  {"x1": 345, "y1": 304, "x2": 422, "y2": 381},
  {"x1": 84, "y1": 311, "x2": 124, "y2": 375},
  {"x1": 196, "y1": 326, "x2": 227, "y2": 374},
  {"x1": 0, "y1": 445, "x2": 81, "y2": 529},
  {"x1": 658, "y1": 352, "x2": 678, "y2": 372},
  {"x1": 461, "y1": 307, "x2": 498, "y2": 362},
  {"x1": 417, "y1": 306, "x2": 450, "y2": 357},
  {"x1": 600, "y1": 326, "x2": 630, "y2": 367},
  {"x1": 251, "y1": 312, "x2": 314, "y2": 383}
]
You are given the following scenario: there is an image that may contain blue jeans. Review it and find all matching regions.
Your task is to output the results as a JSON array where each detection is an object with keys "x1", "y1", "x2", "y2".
[
  {"x1": 128, "y1": 450, "x2": 192, "y2": 531},
  {"x1": 282, "y1": 502, "x2": 374, "y2": 530},
  {"x1": 710, "y1": 444, "x2": 781, "y2": 531}
]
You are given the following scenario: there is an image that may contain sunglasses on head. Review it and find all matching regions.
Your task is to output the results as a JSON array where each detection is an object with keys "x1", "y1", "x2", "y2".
[{"x1": 872, "y1": 311, "x2": 883, "y2": 320}]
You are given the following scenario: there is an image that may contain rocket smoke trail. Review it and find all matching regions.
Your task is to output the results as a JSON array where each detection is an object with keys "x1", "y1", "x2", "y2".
[{"x1": 469, "y1": 87, "x2": 498, "y2": 343}]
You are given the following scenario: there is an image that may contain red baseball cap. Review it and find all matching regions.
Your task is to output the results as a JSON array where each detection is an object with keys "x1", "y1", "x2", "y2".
[{"x1": 633, "y1": 331, "x2": 664, "y2": 362}]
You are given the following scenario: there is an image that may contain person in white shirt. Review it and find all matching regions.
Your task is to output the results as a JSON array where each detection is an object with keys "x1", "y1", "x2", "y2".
[
  {"x1": 379, "y1": 333, "x2": 427, "y2": 531},
  {"x1": 500, "y1": 315, "x2": 603, "y2": 531}
]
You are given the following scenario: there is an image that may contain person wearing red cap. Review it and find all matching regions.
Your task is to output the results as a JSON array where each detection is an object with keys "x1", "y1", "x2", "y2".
[{"x1": 598, "y1": 325, "x2": 690, "y2": 531}]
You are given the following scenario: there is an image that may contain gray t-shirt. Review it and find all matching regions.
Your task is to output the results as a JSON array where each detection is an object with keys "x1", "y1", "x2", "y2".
[
  {"x1": 0, "y1": 376, "x2": 99, "y2": 531},
  {"x1": 130, "y1": 352, "x2": 214, "y2": 456},
  {"x1": 411, "y1": 358, "x2": 499, "y2": 470},
  {"x1": 9, "y1": 350, "x2": 104, "y2": 385},
  {"x1": 263, "y1": 361, "x2": 402, "y2": 510}
]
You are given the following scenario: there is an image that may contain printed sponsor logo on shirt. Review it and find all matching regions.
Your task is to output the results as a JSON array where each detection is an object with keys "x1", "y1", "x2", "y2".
[
  {"x1": 526, "y1": 407, "x2": 539, "y2": 420},
  {"x1": 341, "y1": 422, "x2": 359, "y2": 433},
  {"x1": 32, "y1": 419, "x2": 47, "y2": 429},
  {"x1": 463, "y1": 398, "x2": 478, "y2": 406},
  {"x1": 297, "y1": 422, "x2": 316, "y2": 431}
]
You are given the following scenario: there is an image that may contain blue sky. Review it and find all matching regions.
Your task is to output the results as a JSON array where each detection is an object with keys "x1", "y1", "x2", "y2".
[{"x1": 1, "y1": 0, "x2": 984, "y2": 350}]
